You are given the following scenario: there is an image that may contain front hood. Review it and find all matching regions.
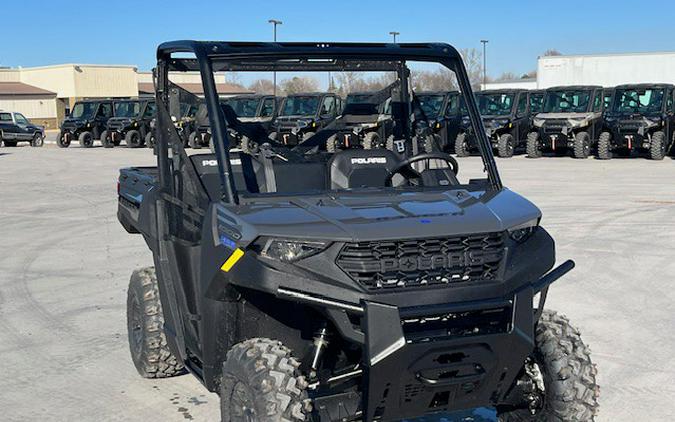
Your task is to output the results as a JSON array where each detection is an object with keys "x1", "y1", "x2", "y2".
[
  {"x1": 221, "y1": 188, "x2": 541, "y2": 243},
  {"x1": 108, "y1": 117, "x2": 133, "y2": 125},
  {"x1": 535, "y1": 112, "x2": 597, "y2": 120},
  {"x1": 62, "y1": 118, "x2": 85, "y2": 126}
]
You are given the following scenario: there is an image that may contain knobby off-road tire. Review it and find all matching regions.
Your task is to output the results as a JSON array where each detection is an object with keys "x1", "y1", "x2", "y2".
[
  {"x1": 573, "y1": 131, "x2": 591, "y2": 159},
  {"x1": 220, "y1": 338, "x2": 311, "y2": 422},
  {"x1": 526, "y1": 132, "x2": 542, "y2": 158},
  {"x1": 363, "y1": 131, "x2": 382, "y2": 150},
  {"x1": 79, "y1": 131, "x2": 94, "y2": 148},
  {"x1": 596, "y1": 132, "x2": 612, "y2": 160},
  {"x1": 127, "y1": 267, "x2": 185, "y2": 378},
  {"x1": 497, "y1": 133, "x2": 515, "y2": 158},
  {"x1": 650, "y1": 130, "x2": 666, "y2": 160},
  {"x1": 125, "y1": 130, "x2": 143, "y2": 148},
  {"x1": 301, "y1": 131, "x2": 315, "y2": 143},
  {"x1": 499, "y1": 310, "x2": 599, "y2": 422},
  {"x1": 326, "y1": 134, "x2": 338, "y2": 152},
  {"x1": 454, "y1": 133, "x2": 469, "y2": 157},
  {"x1": 101, "y1": 130, "x2": 114, "y2": 148},
  {"x1": 145, "y1": 131, "x2": 155, "y2": 148},
  {"x1": 189, "y1": 131, "x2": 203, "y2": 149},
  {"x1": 57, "y1": 131, "x2": 71, "y2": 148}
]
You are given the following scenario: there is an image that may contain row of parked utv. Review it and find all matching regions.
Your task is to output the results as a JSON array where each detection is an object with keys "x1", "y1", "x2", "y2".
[
  {"x1": 58, "y1": 83, "x2": 675, "y2": 160},
  {"x1": 423, "y1": 83, "x2": 675, "y2": 160}
]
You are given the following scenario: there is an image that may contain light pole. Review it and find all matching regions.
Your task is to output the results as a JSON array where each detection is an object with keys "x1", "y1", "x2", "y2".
[
  {"x1": 389, "y1": 31, "x2": 400, "y2": 43},
  {"x1": 480, "y1": 39, "x2": 489, "y2": 90},
  {"x1": 268, "y1": 19, "x2": 283, "y2": 96}
]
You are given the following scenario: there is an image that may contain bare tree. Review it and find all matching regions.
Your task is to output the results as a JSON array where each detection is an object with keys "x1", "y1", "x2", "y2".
[
  {"x1": 459, "y1": 48, "x2": 485, "y2": 89},
  {"x1": 495, "y1": 71, "x2": 518, "y2": 82},
  {"x1": 247, "y1": 79, "x2": 275, "y2": 95},
  {"x1": 279, "y1": 76, "x2": 319, "y2": 95},
  {"x1": 335, "y1": 72, "x2": 398, "y2": 95},
  {"x1": 523, "y1": 69, "x2": 537, "y2": 79},
  {"x1": 411, "y1": 68, "x2": 457, "y2": 92},
  {"x1": 542, "y1": 49, "x2": 562, "y2": 57}
]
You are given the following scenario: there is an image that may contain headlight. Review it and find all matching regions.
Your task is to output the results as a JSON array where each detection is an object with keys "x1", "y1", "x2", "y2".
[
  {"x1": 150, "y1": 120, "x2": 156, "y2": 129},
  {"x1": 297, "y1": 120, "x2": 310, "y2": 129},
  {"x1": 533, "y1": 118, "x2": 544, "y2": 127},
  {"x1": 508, "y1": 218, "x2": 540, "y2": 243},
  {"x1": 260, "y1": 238, "x2": 330, "y2": 262}
]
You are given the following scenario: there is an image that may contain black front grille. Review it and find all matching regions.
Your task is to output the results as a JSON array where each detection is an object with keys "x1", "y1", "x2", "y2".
[
  {"x1": 401, "y1": 305, "x2": 512, "y2": 343},
  {"x1": 336, "y1": 233, "x2": 505, "y2": 291},
  {"x1": 543, "y1": 121, "x2": 566, "y2": 133}
]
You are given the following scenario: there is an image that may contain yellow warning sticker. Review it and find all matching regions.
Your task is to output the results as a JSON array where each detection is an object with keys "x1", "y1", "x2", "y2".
[{"x1": 220, "y1": 248, "x2": 244, "y2": 272}]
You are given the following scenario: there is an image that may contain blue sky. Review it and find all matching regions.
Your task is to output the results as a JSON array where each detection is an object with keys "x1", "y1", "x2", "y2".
[{"x1": 3, "y1": 0, "x2": 674, "y2": 79}]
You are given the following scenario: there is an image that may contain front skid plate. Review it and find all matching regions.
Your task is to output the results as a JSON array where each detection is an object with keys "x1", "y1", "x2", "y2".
[{"x1": 362, "y1": 290, "x2": 533, "y2": 421}]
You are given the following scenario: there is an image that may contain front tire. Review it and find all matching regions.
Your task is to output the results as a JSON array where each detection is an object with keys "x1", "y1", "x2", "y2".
[
  {"x1": 326, "y1": 134, "x2": 338, "y2": 152},
  {"x1": 125, "y1": 130, "x2": 142, "y2": 148},
  {"x1": 220, "y1": 338, "x2": 310, "y2": 422},
  {"x1": 145, "y1": 131, "x2": 155, "y2": 148},
  {"x1": 650, "y1": 130, "x2": 666, "y2": 160},
  {"x1": 362, "y1": 131, "x2": 382, "y2": 150},
  {"x1": 573, "y1": 131, "x2": 591, "y2": 159},
  {"x1": 497, "y1": 133, "x2": 515, "y2": 158},
  {"x1": 101, "y1": 130, "x2": 114, "y2": 148},
  {"x1": 58, "y1": 131, "x2": 71, "y2": 148},
  {"x1": 454, "y1": 133, "x2": 469, "y2": 157},
  {"x1": 597, "y1": 131, "x2": 612, "y2": 160},
  {"x1": 31, "y1": 132, "x2": 44, "y2": 147},
  {"x1": 189, "y1": 131, "x2": 203, "y2": 149},
  {"x1": 79, "y1": 131, "x2": 94, "y2": 148},
  {"x1": 499, "y1": 311, "x2": 599, "y2": 422},
  {"x1": 526, "y1": 132, "x2": 542, "y2": 158},
  {"x1": 126, "y1": 267, "x2": 185, "y2": 378}
]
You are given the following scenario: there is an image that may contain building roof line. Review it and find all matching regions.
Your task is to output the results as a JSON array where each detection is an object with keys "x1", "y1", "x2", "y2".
[
  {"x1": 539, "y1": 51, "x2": 675, "y2": 60},
  {"x1": 0, "y1": 63, "x2": 139, "y2": 71}
]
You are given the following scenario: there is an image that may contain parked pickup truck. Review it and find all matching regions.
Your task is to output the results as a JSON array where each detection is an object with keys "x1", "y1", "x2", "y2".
[{"x1": 0, "y1": 111, "x2": 45, "y2": 147}]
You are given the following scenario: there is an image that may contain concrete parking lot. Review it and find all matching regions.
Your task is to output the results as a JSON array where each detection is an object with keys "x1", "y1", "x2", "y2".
[{"x1": 0, "y1": 144, "x2": 674, "y2": 421}]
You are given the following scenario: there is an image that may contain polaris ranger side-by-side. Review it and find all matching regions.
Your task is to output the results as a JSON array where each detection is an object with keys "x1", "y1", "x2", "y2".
[
  {"x1": 324, "y1": 85, "x2": 396, "y2": 152},
  {"x1": 527, "y1": 86, "x2": 604, "y2": 159},
  {"x1": 456, "y1": 90, "x2": 536, "y2": 158},
  {"x1": 191, "y1": 95, "x2": 279, "y2": 149},
  {"x1": 58, "y1": 99, "x2": 115, "y2": 148},
  {"x1": 598, "y1": 84, "x2": 675, "y2": 160},
  {"x1": 118, "y1": 41, "x2": 598, "y2": 422},
  {"x1": 102, "y1": 99, "x2": 157, "y2": 148},
  {"x1": 417, "y1": 91, "x2": 463, "y2": 153},
  {"x1": 271, "y1": 92, "x2": 341, "y2": 146}
]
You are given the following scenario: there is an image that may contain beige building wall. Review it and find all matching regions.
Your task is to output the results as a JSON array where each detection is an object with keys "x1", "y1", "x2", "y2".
[
  {"x1": 137, "y1": 71, "x2": 228, "y2": 84},
  {"x1": 18, "y1": 64, "x2": 139, "y2": 100},
  {"x1": 0, "y1": 69, "x2": 21, "y2": 82},
  {"x1": 0, "y1": 95, "x2": 59, "y2": 128}
]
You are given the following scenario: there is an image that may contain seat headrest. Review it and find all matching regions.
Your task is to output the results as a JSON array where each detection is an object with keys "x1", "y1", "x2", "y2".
[{"x1": 328, "y1": 149, "x2": 400, "y2": 190}]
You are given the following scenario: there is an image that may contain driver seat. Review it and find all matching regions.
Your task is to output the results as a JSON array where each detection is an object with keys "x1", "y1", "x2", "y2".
[{"x1": 328, "y1": 149, "x2": 401, "y2": 189}]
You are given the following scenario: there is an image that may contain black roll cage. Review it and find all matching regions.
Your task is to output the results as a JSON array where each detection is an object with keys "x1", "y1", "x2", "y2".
[{"x1": 155, "y1": 41, "x2": 502, "y2": 204}]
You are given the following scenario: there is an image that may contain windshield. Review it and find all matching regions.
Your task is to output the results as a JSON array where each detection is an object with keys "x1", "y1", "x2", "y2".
[
  {"x1": 70, "y1": 102, "x2": 97, "y2": 119},
  {"x1": 225, "y1": 97, "x2": 262, "y2": 118},
  {"x1": 114, "y1": 101, "x2": 141, "y2": 118},
  {"x1": 476, "y1": 93, "x2": 515, "y2": 116},
  {"x1": 530, "y1": 94, "x2": 544, "y2": 114},
  {"x1": 346, "y1": 94, "x2": 374, "y2": 105},
  {"x1": 544, "y1": 90, "x2": 591, "y2": 113},
  {"x1": 417, "y1": 95, "x2": 445, "y2": 118},
  {"x1": 280, "y1": 96, "x2": 320, "y2": 116},
  {"x1": 613, "y1": 88, "x2": 664, "y2": 114}
]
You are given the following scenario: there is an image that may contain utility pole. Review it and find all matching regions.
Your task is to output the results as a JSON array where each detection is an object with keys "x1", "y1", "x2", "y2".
[
  {"x1": 480, "y1": 39, "x2": 489, "y2": 90},
  {"x1": 389, "y1": 31, "x2": 400, "y2": 43},
  {"x1": 268, "y1": 19, "x2": 283, "y2": 96}
]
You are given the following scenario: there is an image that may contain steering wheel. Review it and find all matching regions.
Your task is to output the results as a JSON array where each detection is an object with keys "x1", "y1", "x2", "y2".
[{"x1": 385, "y1": 152, "x2": 459, "y2": 187}]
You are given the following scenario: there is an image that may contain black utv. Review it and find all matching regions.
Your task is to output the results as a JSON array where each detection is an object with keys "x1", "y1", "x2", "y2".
[
  {"x1": 527, "y1": 86, "x2": 605, "y2": 159},
  {"x1": 190, "y1": 95, "x2": 279, "y2": 149},
  {"x1": 324, "y1": 85, "x2": 396, "y2": 152},
  {"x1": 102, "y1": 99, "x2": 157, "y2": 148},
  {"x1": 417, "y1": 91, "x2": 463, "y2": 153},
  {"x1": 118, "y1": 40, "x2": 598, "y2": 422},
  {"x1": 456, "y1": 90, "x2": 536, "y2": 158},
  {"x1": 58, "y1": 99, "x2": 114, "y2": 148},
  {"x1": 271, "y1": 92, "x2": 341, "y2": 146},
  {"x1": 598, "y1": 84, "x2": 675, "y2": 160}
]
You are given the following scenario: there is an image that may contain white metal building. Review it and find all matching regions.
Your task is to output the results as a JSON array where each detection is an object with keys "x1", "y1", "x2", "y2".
[
  {"x1": 538, "y1": 51, "x2": 675, "y2": 88},
  {"x1": 481, "y1": 78, "x2": 537, "y2": 91}
]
